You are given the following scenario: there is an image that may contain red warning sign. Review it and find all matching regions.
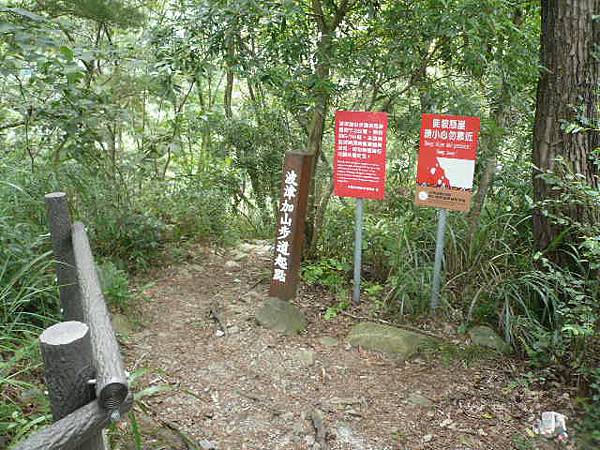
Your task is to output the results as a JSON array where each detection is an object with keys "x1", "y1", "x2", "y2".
[
  {"x1": 334, "y1": 111, "x2": 388, "y2": 200},
  {"x1": 415, "y1": 114, "x2": 480, "y2": 212}
]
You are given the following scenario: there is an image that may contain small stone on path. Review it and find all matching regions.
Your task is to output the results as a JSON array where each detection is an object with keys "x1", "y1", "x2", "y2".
[
  {"x1": 335, "y1": 423, "x2": 368, "y2": 450},
  {"x1": 406, "y1": 392, "x2": 433, "y2": 408},
  {"x1": 224, "y1": 260, "x2": 241, "y2": 269},
  {"x1": 232, "y1": 252, "x2": 247, "y2": 261},
  {"x1": 294, "y1": 349, "x2": 316, "y2": 366},
  {"x1": 198, "y1": 439, "x2": 217, "y2": 449},
  {"x1": 318, "y1": 336, "x2": 339, "y2": 347}
]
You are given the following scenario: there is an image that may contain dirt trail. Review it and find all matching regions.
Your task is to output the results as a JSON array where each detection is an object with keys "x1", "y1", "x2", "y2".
[{"x1": 121, "y1": 242, "x2": 571, "y2": 450}]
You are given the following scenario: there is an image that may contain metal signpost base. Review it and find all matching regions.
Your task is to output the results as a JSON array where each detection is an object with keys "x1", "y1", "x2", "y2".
[
  {"x1": 353, "y1": 198, "x2": 364, "y2": 306},
  {"x1": 430, "y1": 208, "x2": 447, "y2": 310}
]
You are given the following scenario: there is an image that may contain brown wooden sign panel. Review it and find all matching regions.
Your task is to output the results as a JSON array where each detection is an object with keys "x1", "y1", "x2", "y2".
[
  {"x1": 415, "y1": 186, "x2": 472, "y2": 212},
  {"x1": 269, "y1": 152, "x2": 313, "y2": 300}
]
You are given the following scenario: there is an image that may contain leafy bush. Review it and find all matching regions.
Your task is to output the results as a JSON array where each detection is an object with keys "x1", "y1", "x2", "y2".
[
  {"x1": 576, "y1": 368, "x2": 600, "y2": 448},
  {"x1": 98, "y1": 260, "x2": 132, "y2": 311},
  {"x1": 302, "y1": 257, "x2": 350, "y2": 319},
  {"x1": 154, "y1": 168, "x2": 241, "y2": 245},
  {"x1": 302, "y1": 257, "x2": 350, "y2": 290},
  {"x1": 93, "y1": 211, "x2": 166, "y2": 271}
]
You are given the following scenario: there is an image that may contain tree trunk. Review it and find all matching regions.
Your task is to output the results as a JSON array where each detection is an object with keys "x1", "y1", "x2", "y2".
[
  {"x1": 224, "y1": 33, "x2": 235, "y2": 119},
  {"x1": 224, "y1": 70, "x2": 234, "y2": 119},
  {"x1": 304, "y1": 0, "x2": 354, "y2": 250},
  {"x1": 467, "y1": 80, "x2": 510, "y2": 244},
  {"x1": 304, "y1": 31, "x2": 333, "y2": 249},
  {"x1": 306, "y1": 152, "x2": 335, "y2": 258},
  {"x1": 533, "y1": 0, "x2": 599, "y2": 261}
]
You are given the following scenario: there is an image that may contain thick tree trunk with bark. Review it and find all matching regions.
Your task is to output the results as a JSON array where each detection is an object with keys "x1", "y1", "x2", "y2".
[
  {"x1": 533, "y1": 0, "x2": 599, "y2": 259},
  {"x1": 304, "y1": 0, "x2": 353, "y2": 250}
]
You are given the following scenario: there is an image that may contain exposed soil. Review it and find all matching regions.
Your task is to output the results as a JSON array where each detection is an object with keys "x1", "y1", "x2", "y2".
[{"x1": 118, "y1": 242, "x2": 576, "y2": 450}]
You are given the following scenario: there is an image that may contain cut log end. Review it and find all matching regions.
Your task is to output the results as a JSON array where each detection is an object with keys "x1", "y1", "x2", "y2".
[
  {"x1": 99, "y1": 382, "x2": 129, "y2": 411},
  {"x1": 44, "y1": 192, "x2": 67, "y2": 200},
  {"x1": 40, "y1": 321, "x2": 89, "y2": 346}
]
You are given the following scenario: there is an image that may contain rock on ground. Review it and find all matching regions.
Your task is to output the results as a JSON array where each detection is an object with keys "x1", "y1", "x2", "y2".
[
  {"x1": 255, "y1": 297, "x2": 307, "y2": 335},
  {"x1": 111, "y1": 313, "x2": 135, "y2": 337},
  {"x1": 469, "y1": 325, "x2": 511, "y2": 353},
  {"x1": 347, "y1": 322, "x2": 435, "y2": 360},
  {"x1": 406, "y1": 392, "x2": 434, "y2": 408},
  {"x1": 318, "y1": 336, "x2": 340, "y2": 347},
  {"x1": 293, "y1": 349, "x2": 316, "y2": 366}
]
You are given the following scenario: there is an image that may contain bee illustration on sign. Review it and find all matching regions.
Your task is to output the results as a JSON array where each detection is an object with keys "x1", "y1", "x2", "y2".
[{"x1": 415, "y1": 114, "x2": 480, "y2": 212}]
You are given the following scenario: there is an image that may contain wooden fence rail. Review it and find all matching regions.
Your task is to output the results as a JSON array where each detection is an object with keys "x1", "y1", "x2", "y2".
[
  {"x1": 14, "y1": 192, "x2": 131, "y2": 450},
  {"x1": 72, "y1": 222, "x2": 129, "y2": 413}
]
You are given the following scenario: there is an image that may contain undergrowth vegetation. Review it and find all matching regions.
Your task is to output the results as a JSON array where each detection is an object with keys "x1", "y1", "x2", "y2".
[
  {"x1": 0, "y1": 153, "x2": 243, "y2": 442},
  {"x1": 1, "y1": 0, "x2": 598, "y2": 447}
]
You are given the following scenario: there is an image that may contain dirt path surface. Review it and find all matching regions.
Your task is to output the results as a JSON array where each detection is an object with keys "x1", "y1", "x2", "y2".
[{"x1": 121, "y1": 242, "x2": 573, "y2": 450}]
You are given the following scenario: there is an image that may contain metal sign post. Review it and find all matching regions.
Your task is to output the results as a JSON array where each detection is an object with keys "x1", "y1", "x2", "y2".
[
  {"x1": 430, "y1": 208, "x2": 448, "y2": 310},
  {"x1": 415, "y1": 113, "x2": 480, "y2": 312},
  {"x1": 353, "y1": 198, "x2": 365, "y2": 305},
  {"x1": 333, "y1": 110, "x2": 388, "y2": 307}
]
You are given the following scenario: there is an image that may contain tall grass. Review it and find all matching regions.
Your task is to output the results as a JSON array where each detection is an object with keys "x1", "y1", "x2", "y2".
[
  {"x1": 313, "y1": 166, "x2": 598, "y2": 380},
  {"x1": 0, "y1": 164, "x2": 59, "y2": 444}
]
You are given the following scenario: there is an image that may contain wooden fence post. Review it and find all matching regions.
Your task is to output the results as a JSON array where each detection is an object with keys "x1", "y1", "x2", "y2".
[
  {"x1": 45, "y1": 192, "x2": 84, "y2": 322},
  {"x1": 39, "y1": 321, "x2": 106, "y2": 450}
]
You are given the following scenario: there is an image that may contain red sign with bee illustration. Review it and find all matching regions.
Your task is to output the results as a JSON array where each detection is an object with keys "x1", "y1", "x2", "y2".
[{"x1": 415, "y1": 114, "x2": 480, "y2": 211}]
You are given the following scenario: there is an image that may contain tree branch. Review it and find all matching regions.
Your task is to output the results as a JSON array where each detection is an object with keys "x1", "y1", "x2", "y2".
[
  {"x1": 311, "y1": 0, "x2": 327, "y2": 33},
  {"x1": 0, "y1": 121, "x2": 26, "y2": 131},
  {"x1": 331, "y1": 0, "x2": 354, "y2": 30}
]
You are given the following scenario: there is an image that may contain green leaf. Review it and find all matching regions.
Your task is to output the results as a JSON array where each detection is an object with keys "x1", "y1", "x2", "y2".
[
  {"x1": 135, "y1": 384, "x2": 173, "y2": 400},
  {"x1": 59, "y1": 46, "x2": 74, "y2": 61},
  {"x1": 0, "y1": 23, "x2": 17, "y2": 33}
]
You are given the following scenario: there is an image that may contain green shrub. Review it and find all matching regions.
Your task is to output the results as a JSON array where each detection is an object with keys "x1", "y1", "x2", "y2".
[
  {"x1": 302, "y1": 257, "x2": 350, "y2": 319},
  {"x1": 302, "y1": 257, "x2": 350, "y2": 291},
  {"x1": 98, "y1": 260, "x2": 132, "y2": 311},
  {"x1": 576, "y1": 368, "x2": 600, "y2": 448}
]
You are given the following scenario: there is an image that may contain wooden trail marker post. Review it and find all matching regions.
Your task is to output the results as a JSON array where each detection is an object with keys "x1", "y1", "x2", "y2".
[
  {"x1": 333, "y1": 111, "x2": 388, "y2": 305},
  {"x1": 414, "y1": 114, "x2": 480, "y2": 310},
  {"x1": 269, "y1": 152, "x2": 313, "y2": 300}
]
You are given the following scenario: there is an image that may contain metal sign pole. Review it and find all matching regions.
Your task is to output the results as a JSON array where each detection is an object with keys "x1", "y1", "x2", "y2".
[
  {"x1": 353, "y1": 198, "x2": 365, "y2": 305},
  {"x1": 430, "y1": 208, "x2": 448, "y2": 310}
]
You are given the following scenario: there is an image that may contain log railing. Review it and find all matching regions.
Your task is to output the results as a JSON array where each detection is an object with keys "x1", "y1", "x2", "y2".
[{"x1": 14, "y1": 192, "x2": 131, "y2": 450}]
